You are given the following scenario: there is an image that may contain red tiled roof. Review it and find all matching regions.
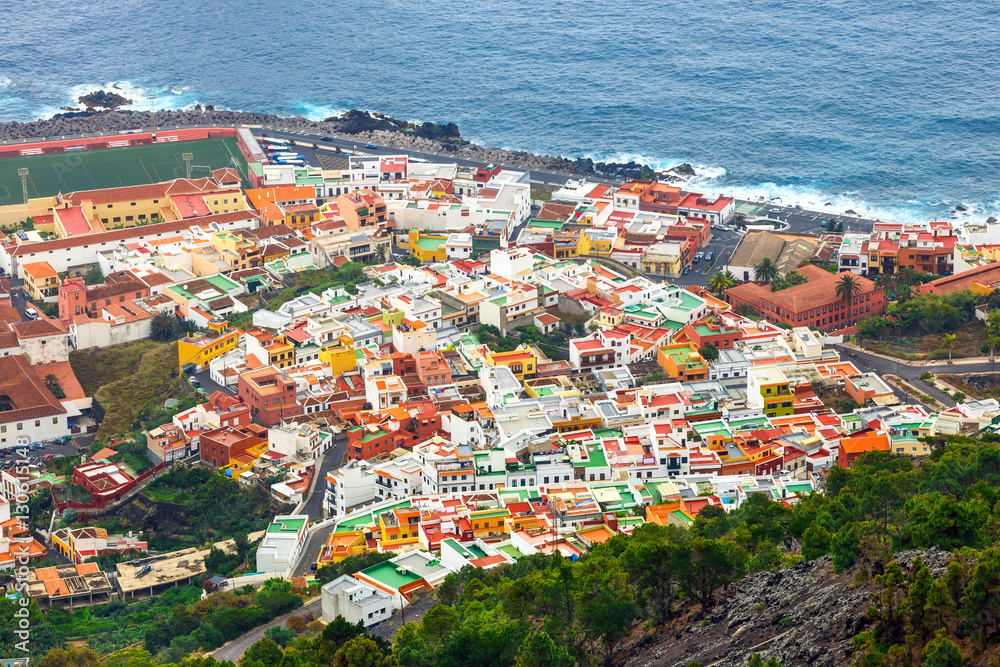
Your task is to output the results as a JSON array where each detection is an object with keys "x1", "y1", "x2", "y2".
[{"x1": 12, "y1": 211, "x2": 257, "y2": 256}]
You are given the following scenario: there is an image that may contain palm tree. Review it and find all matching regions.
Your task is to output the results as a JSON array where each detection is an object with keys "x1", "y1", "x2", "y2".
[
  {"x1": 785, "y1": 270, "x2": 807, "y2": 287},
  {"x1": 753, "y1": 258, "x2": 778, "y2": 284},
  {"x1": 939, "y1": 333, "x2": 957, "y2": 362},
  {"x1": 897, "y1": 267, "x2": 921, "y2": 287},
  {"x1": 835, "y1": 274, "x2": 863, "y2": 303},
  {"x1": 43, "y1": 373, "x2": 65, "y2": 399},
  {"x1": 707, "y1": 272, "x2": 735, "y2": 297},
  {"x1": 874, "y1": 272, "x2": 896, "y2": 295},
  {"x1": 723, "y1": 269, "x2": 737, "y2": 284},
  {"x1": 150, "y1": 313, "x2": 176, "y2": 342}
]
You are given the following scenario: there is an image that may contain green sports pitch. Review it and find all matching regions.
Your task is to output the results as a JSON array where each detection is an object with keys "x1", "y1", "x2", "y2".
[{"x1": 0, "y1": 138, "x2": 250, "y2": 205}]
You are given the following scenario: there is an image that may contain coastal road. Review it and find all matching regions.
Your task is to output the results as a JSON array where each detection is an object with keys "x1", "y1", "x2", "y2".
[
  {"x1": 256, "y1": 127, "x2": 590, "y2": 189},
  {"x1": 211, "y1": 597, "x2": 321, "y2": 663},
  {"x1": 828, "y1": 344, "x2": 994, "y2": 408},
  {"x1": 749, "y1": 203, "x2": 879, "y2": 236}
]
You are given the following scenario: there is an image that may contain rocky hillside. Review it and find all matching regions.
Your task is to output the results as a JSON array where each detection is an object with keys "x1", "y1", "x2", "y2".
[{"x1": 617, "y1": 549, "x2": 951, "y2": 667}]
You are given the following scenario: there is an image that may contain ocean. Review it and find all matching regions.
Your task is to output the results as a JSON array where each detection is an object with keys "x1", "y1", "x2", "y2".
[{"x1": 2, "y1": 0, "x2": 999, "y2": 223}]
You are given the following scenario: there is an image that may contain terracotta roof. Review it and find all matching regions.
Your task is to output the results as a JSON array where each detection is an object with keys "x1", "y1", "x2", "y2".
[
  {"x1": 0, "y1": 355, "x2": 66, "y2": 422},
  {"x1": 11, "y1": 211, "x2": 258, "y2": 256},
  {"x1": 64, "y1": 176, "x2": 236, "y2": 207},
  {"x1": 12, "y1": 317, "x2": 66, "y2": 339},
  {"x1": 22, "y1": 261, "x2": 58, "y2": 279},
  {"x1": 726, "y1": 266, "x2": 876, "y2": 314}
]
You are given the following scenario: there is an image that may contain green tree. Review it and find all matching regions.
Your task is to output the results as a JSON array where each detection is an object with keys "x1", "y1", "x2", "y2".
[
  {"x1": 963, "y1": 546, "x2": 1000, "y2": 648},
  {"x1": 392, "y1": 623, "x2": 428, "y2": 667},
  {"x1": 265, "y1": 625, "x2": 296, "y2": 647},
  {"x1": 245, "y1": 636, "x2": 284, "y2": 664},
  {"x1": 514, "y1": 630, "x2": 575, "y2": 667},
  {"x1": 785, "y1": 269, "x2": 807, "y2": 286},
  {"x1": 920, "y1": 630, "x2": 964, "y2": 667},
  {"x1": 938, "y1": 333, "x2": 957, "y2": 361},
  {"x1": 333, "y1": 636, "x2": 397, "y2": 667},
  {"x1": 36, "y1": 648, "x2": 102, "y2": 667},
  {"x1": 748, "y1": 654, "x2": 783, "y2": 667},
  {"x1": 579, "y1": 587, "x2": 638, "y2": 666},
  {"x1": 436, "y1": 572, "x2": 458, "y2": 606},
  {"x1": 44, "y1": 373, "x2": 65, "y2": 399},
  {"x1": 681, "y1": 538, "x2": 746, "y2": 610},
  {"x1": 150, "y1": 312, "x2": 176, "y2": 341},
  {"x1": 707, "y1": 272, "x2": 735, "y2": 296},
  {"x1": 835, "y1": 273, "x2": 862, "y2": 304},
  {"x1": 700, "y1": 342, "x2": 719, "y2": 362},
  {"x1": 83, "y1": 265, "x2": 104, "y2": 285},
  {"x1": 905, "y1": 556, "x2": 933, "y2": 640},
  {"x1": 420, "y1": 604, "x2": 457, "y2": 645},
  {"x1": 753, "y1": 258, "x2": 778, "y2": 284},
  {"x1": 902, "y1": 492, "x2": 987, "y2": 550}
]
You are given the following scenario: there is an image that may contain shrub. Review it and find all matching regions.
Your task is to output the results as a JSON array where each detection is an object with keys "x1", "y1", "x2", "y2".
[{"x1": 920, "y1": 371, "x2": 932, "y2": 380}]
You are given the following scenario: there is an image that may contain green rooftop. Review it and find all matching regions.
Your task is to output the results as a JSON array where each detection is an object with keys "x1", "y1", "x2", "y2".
[
  {"x1": 415, "y1": 237, "x2": 445, "y2": 251},
  {"x1": 360, "y1": 561, "x2": 423, "y2": 589},
  {"x1": 267, "y1": 517, "x2": 306, "y2": 533},
  {"x1": 583, "y1": 445, "x2": 608, "y2": 468},
  {"x1": 498, "y1": 544, "x2": 523, "y2": 561}
]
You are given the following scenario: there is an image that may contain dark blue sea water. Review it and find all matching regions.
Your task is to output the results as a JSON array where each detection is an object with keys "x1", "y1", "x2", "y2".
[{"x1": 2, "y1": 0, "x2": 999, "y2": 223}]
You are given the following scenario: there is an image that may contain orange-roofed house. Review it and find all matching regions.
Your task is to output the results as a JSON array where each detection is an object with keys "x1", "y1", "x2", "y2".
[
  {"x1": 245, "y1": 186, "x2": 318, "y2": 229},
  {"x1": 838, "y1": 432, "x2": 891, "y2": 468},
  {"x1": 23, "y1": 261, "x2": 60, "y2": 301},
  {"x1": 317, "y1": 530, "x2": 368, "y2": 566}
]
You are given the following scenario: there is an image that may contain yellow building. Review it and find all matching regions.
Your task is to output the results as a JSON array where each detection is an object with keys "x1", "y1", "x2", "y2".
[
  {"x1": 218, "y1": 440, "x2": 269, "y2": 479},
  {"x1": 749, "y1": 366, "x2": 794, "y2": 417},
  {"x1": 549, "y1": 403, "x2": 602, "y2": 433},
  {"x1": 407, "y1": 228, "x2": 448, "y2": 263},
  {"x1": 485, "y1": 346, "x2": 537, "y2": 381},
  {"x1": 245, "y1": 328, "x2": 295, "y2": 370},
  {"x1": 576, "y1": 228, "x2": 616, "y2": 257},
  {"x1": 317, "y1": 530, "x2": 368, "y2": 566},
  {"x1": 598, "y1": 307, "x2": 624, "y2": 328},
  {"x1": 177, "y1": 320, "x2": 241, "y2": 372},
  {"x1": 212, "y1": 231, "x2": 262, "y2": 272},
  {"x1": 22, "y1": 261, "x2": 60, "y2": 300},
  {"x1": 469, "y1": 508, "x2": 511, "y2": 540},
  {"x1": 22, "y1": 176, "x2": 247, "y2": 239},
  {"x1": 319, "y1": 334, "x2": 358, "y2": 376},
  {"x1": 379, "y1": 506, "x2": 422, "y2": 551}
]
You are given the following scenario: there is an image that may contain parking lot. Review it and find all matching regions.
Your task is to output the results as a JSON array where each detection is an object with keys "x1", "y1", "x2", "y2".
[
  {"x1": 0, "y1": 437, "x2": 84, "y2": 469},
  {"x1": 671, "y1": 228, "x2": 742, "y2": 288}
]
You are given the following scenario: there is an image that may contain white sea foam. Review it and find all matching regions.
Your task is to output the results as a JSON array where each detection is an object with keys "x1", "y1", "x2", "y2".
[
  {"x1": 292, "y1": 101, "x2": 348, "y2": 122},
  {"x1": 0, "y1": 76, "x2": 11, "y2": 90}
]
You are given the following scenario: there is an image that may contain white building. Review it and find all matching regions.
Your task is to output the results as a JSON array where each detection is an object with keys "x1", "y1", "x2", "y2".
[
  {"x1": 268, "y1": 423, "x2": 333, "y2": 463},
  {"x1": 255, "y1": 515, "x2": 309, "y2": 575},
  {"x1": 324, "y1": 459, "x2": 377, "y2": 518},
  {"x1": 321, "y1": 575, "x2": 396, "y2": 627}
]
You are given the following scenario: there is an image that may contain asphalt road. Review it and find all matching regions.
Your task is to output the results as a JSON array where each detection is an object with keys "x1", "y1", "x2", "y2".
[
  {"x1": 211, "y1": 597, "x2": 321, "y2": 663},
  {"x1": 832, "y1": 345, "x2": 969, "y2": 408},
  {"x1": 289, "y1": 438, "x2": 350, "y2": 579},
  {"x1": 671, "y1": 228, "x2": 743, "y2": 288},
  {"x1": 750, "y1": 203, "x2": 878, "y2": 236}
]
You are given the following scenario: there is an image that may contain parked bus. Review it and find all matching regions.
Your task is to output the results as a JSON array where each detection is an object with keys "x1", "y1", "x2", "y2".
[{"x1": 261, "y1": 137, "x2": 290, "y2": 147}]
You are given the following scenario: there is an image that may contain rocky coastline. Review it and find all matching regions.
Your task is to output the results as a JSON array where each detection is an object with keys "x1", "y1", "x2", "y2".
[{"x1": 0, "y1": 107, "x2": 696, "y2": 182}]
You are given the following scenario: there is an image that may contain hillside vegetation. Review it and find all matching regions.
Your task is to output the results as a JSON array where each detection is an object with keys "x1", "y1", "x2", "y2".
[
  {"x1": 23, "y1": 434, "x2": 1000, "y2": 667},
  {"x1": 70, "y1": 340, "x2": 188, "y2": 439}
]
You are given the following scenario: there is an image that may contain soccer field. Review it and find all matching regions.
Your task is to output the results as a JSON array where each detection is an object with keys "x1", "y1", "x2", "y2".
[{"x1": 0, "y1": 138, "x2": 250, "y2": 205}]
